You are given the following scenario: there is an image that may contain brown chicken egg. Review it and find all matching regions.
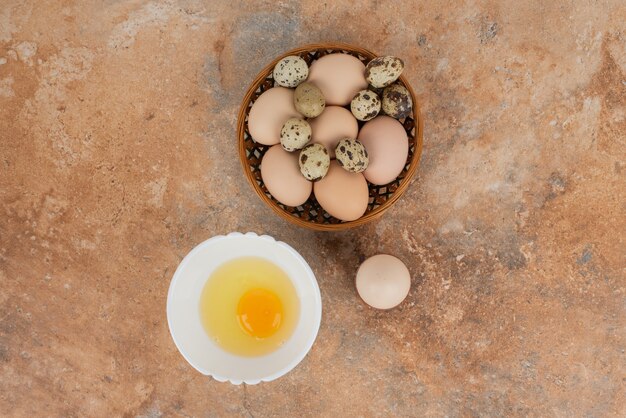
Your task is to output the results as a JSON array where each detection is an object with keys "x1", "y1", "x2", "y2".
[
  {"x1": 248, "y1": 87, "x2": 301, "y2": 146},
  {"x1": 358, "y1": 116, "x2": 409, "y2": 186},
  {"x1": 313, "y1": 161, "x2": 369, "y2": 222},
  {"x1": 308, "y1": 106, "x2": 358, "y2": 159},
  {"x1": 356, "y1": 254, "x2": 411, "y2": 309},
  {"x1": 307, "y1": 53, "x2": 368, "y2": 106},
  {"x1": 261, "y1": 144, "x2": 312, "y2": 207}
]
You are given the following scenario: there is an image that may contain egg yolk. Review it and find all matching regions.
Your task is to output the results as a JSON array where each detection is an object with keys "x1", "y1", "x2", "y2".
[{"x1": 237, "y1": 289, "x2": 283, "y2": 339}]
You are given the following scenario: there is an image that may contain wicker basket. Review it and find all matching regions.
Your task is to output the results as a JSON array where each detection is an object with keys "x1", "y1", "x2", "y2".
[{"x1": 237, "y1": 42, "x2": 424, "y2": 231}]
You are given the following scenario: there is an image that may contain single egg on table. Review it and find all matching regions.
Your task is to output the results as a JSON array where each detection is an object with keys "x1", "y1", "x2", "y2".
[
  {"x1": 299, "y1": 143, "x2": 330, "y2": 181},
  {"x1": 350, "y1": 89, "x2": 381, "y2": 121},
  {"x1": 248, "y1": 87, "x2": 301, "y2": 146},
  {"x1": 358, "y1": 115, "x2": 409, "y2": 186},
  {"x1": 335, "y1": 138, "x2": 369, "y2": 173},
  {"x1": 382, "y1": 83, "x2": 413, "y2": 119},
  {"x1": 365, "y1": 56, "x2": 404, "y2": 88},
  {"x1": 261, "y1": 144, "x2": 312, "y2": 207},
  {"x1": 307, "y1": 53, "x2": 368, "y2": 106},
  {"x1": 294, "y1": 82, "x2": 325, "y2": 118},
  {"x1": 273, "y1": 55, "x2": 309, "y2": 88},
  {"x1": 308, "y1": 106, "x2": 358, "y2": 158},
  {"x1": 313, "y1": 161, "x2": 369, "y2": 222},
  {"x1": 280, "y1": 118, "x2": 311, "y2": 152},
  {"x1": 356, "y1": 254, "x2": 411, "y2": 310}
]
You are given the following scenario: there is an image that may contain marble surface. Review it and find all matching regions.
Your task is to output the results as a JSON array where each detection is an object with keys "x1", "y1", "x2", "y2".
[{"x1": 1, "y1": 1, "x2": 625, "y2": 416}]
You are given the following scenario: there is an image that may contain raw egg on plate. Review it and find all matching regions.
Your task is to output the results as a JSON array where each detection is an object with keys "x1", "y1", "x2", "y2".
[{"x1": 200, "y1": 257, "x2": 300, "y2": 357}]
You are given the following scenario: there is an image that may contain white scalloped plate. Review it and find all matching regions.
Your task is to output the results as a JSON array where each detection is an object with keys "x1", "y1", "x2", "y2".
[{"x1": 166, "y1": 232, "x2": 322, "y2": 384}]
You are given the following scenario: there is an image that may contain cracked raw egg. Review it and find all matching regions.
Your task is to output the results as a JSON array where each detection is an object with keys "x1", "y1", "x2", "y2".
[{"x1": 200, "y1": 257, "x2": 299, "y2": 357}]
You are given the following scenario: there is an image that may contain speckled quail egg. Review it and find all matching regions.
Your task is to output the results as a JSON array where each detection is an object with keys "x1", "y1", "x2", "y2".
[
  {"x1": 294, "y1": 82, "x2": 325, "y2": 118},
  {"x1": 365, "y1": 56, "x2": 404, "y2": 88},
  {"x1": 335, "y1": 138, "x2": 369, "y2": 173},
  {"x1": 382, "y1": 83, "x2": 413, "y2": 119},
  {"x1": 280, "y1": 118, "x2": 312, "y2": 152},
  {"x1": 273, "y1": 55, "x2": 309, "y2": 88},
  {"x1": 350, "y1": 90, "x2": 381, "y2": 121},
  {"x1": 299, "y1": 143, "x2": 330, "y2": 181}
]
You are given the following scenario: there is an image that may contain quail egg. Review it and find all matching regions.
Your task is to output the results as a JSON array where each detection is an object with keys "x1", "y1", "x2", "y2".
[
  {"x1": 273, "y1": 55, "x2": 309, "y2": 88},
  {"x1": 350, "y1": 90, "x2": 381, "y2": 121},
  {"x1": 335, "y1": 138, "x2": 369, "y2": 173},
  {"x1": 280, "y1": 118, "x2": 312, "y2": 152},
  {"x1": 299, "y1": 143, "x2": 330, "y2": 181},
  {"x1": 382, "y1": 83, "x2": 412, "y2": 119},
  {"x1": 294, "y1": 82, "x2": 325, "y2": 118},
  {"x1": 365, "y1": 56, "x2": 404, "y2": 88}
]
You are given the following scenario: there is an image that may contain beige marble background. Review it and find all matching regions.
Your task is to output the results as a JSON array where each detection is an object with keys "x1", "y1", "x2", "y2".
[{"x1": 1, "y1": 0, "x2": 625, "y2": 416}]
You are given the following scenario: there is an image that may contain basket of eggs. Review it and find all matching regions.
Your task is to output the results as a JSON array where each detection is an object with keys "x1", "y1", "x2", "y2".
[{"x1": 237, "y1": 42, "x2": 424, "y2": 231}]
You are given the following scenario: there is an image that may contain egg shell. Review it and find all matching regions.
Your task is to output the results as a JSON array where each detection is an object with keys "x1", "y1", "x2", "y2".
[
  {"x1": 294, "y1": 82, "x2": 325, "y2": 118},
  {"x1": 308, "y1": 106, "x2": 359, "y2": 158},
  {"x1": 382, "y1": 83, "x2": 413, "y2": 119},
  {"x1": 358, "y1": 116, "x2": 409, "y2": 185},
  {"x1": 248, "y1": 87, "x2": 301, "y2": 146},
  {"x1": 261, "y1": 144, "x2": 312, "y2": 206},
  {"x1": 299, "y1": 143, "x2": 330, "y2": 181},
  {"x1": 313, "y1": 161, "x2": 369, "y2": 221},
  {"x1": 273, "y1": 55, "x2": 309, "y2": 88},
  {"x1": 365, "y1": 56, "x2": 404, "y2": 88},
  {"x1": 350, "y1": 89, "x2": 381, "y2": 121},
  {"x1": 307, "y1": 53, "x2": 368, "y2": 106},
  {"x1": 356, "y1": 254, "x2": 411, "y2": 310},
  {"x1": 280, "y1": 118, "x2": 311, "y2": 152}
]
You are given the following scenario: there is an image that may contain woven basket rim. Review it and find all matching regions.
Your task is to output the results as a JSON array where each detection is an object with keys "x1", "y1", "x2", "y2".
[{"x1": 237, "y1": 42, "x2": 424, "y2": 231}]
